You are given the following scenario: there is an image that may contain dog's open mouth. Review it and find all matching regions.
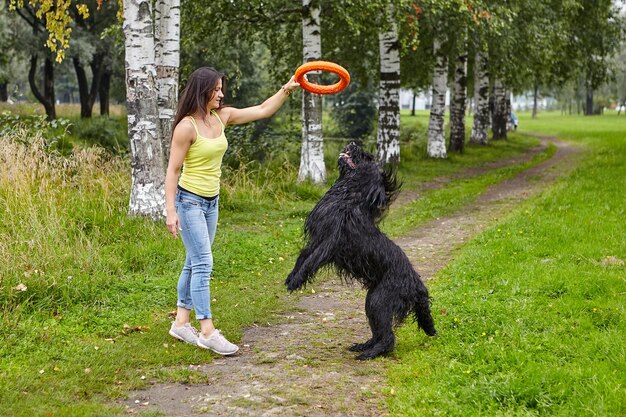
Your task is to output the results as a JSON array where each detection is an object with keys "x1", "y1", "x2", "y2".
[{"x1": 339, "y1": 152, "x2": 356, "y2": 169}]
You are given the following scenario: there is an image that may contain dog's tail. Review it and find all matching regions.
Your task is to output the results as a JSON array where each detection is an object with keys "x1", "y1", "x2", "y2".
[{"x1": 413, "y1": 282, "x2": 437, "y2": 336}]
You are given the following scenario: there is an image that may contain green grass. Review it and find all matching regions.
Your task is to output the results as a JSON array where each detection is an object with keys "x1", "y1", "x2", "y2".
[
  {"x1": 387, "y1": 112, "x2": 626, "y2": 416},
  {"x1": 0, "y1": 108, "x2": 604, "y2": 416}
]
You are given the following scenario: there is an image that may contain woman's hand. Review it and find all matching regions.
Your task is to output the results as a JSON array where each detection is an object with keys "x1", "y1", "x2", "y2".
[
  {"x1": 166, "y1": 212, "x2": 181, "y2": 239},
  {"x1": 282, "y1": 75, "x2": 300, "y2": 94}
]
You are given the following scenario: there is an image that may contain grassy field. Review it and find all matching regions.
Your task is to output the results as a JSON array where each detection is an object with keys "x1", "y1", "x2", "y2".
[
  {"x1": 0, "y1": 107, "x2": 622, "y2": 415},
  {"x1": 387, "y1": 112, "x2": 626, "y2": 416}
]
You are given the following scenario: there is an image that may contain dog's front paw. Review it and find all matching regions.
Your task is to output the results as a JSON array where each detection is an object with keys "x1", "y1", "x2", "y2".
[
  {"x1": 348, "y1": 340, "x2": 374, "y2": 352},
  {"x1": 285, "y1": 273, "x2": 304, "y2": 292}
]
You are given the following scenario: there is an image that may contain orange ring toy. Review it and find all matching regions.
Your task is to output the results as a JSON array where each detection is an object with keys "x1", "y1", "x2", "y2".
[{"x1": 295, "y1": 61, "x2": 350, "y2": 95}]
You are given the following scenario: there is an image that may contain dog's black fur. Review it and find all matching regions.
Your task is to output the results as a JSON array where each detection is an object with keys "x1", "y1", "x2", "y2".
[{"x1": 286, "y1": 142, "x2": 437, "y2": 360}]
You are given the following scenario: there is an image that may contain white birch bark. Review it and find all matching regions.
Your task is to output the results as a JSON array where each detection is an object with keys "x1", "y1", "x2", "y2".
[
  {"x1": 427, "y1": 34, "x2": 448, "y2": 159},
  {"x1": 155, "y1": 0, "x2": 180, "y2": 163},
  {"x1": 298, "y1": 0, "x2": 326, "y2": 183},
  {"x1": 123, "y1": 0, "x2": 166, "y2": 219},
  {"x1": 449, "y1": 31, "x2": 468, "y2": 153},
  {"x1": 491, "y1": 79, "x2": 507, "y2": 139},
  {"x1": 377, "y1": 4, "x2": 401, "y2": 164},
  {"x1": 470, "y1": 49, "x2": 489, "y2": 145}
]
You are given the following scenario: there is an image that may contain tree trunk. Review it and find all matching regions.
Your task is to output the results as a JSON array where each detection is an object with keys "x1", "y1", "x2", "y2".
[
  {"x1": 377, "y1": 4, "x2": 401, "y2": 165},
  {"x1": 89, "y1": 53, "x2": 105, "y2": 113},
  {"x1": 0, "y1": 82, "x2": 7, "y2": 101},
  {"x1": 491, "y1": 79, "x2": 507, "y2": 140},
  {"x1": 123, "y1": 0, "x2": 167, "y2": 219},
  {"x1": 73, "y1": 56, "x2": 91, "y2": 117},
  {"x1": 155, "y1": 0, "x2": 180, "y2": 163},
  {"x1": 506, "y1": 90, "x2": 512, "y2": 128},
  {"x1": 448, "y1": 37, "x2": 468, "y2": 153},
  {"x1": 0, "y1": 81, "x2": 9, "y2": 102},
  {"x1": 411, "y1": 93, "x2": 416, "y2": 116},
  {"x1": 99, "y1": 63, "x2": 112, "y2": 116},
  {"x1": 585, "y1": 88, "x2": 593, "y2": 115},
  {"x1": 427, "y1": 34, "x2": 447, "y2": 159},
  {"x1": 532, "y1": 82, "x2": 538, "y2": 119},
  {"x1": 470, "y1": 50, "x2": 489, "y2": 145},
  {"x1": 73, "y1": 53, "x2": 104, "y2": 119},
  {"x1": 28, "y1": 55, "x2": 56, "y2": 120},
  {"x1": 298, "y1": 0, "x2": 325, "y2": 183}
]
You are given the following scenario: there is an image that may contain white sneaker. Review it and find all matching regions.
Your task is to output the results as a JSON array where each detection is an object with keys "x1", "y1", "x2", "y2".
[
  {"x1": 197, "y1": 329, "x2": 239, "y2": 355},
  {"x1": 169, "y1": 322, "x2": 199, "y2": 345}
]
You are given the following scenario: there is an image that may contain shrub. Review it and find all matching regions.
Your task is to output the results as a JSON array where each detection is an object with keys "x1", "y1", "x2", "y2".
[
  {"x1": 67, "y1": 117, "x2": 129, "y2": 154},
  {"x1": 0, "y1": 111, "x2": 73, "y2": 153}
]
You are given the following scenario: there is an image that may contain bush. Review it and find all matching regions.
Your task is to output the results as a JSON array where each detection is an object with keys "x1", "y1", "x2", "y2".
[
  {"x1": 67, "y1": 117, "x2": 129, "y2": 154},
  {"x1": 0, "y1": 111, "x2": 73, "y2": 153}
]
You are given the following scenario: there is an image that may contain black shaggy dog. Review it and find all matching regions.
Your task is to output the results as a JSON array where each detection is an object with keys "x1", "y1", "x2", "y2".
[{"x1": 286, "y1": 142, "x2": 437, "y2": 360}]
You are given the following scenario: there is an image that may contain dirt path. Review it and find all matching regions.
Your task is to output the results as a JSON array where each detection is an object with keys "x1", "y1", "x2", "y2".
[{"x1": 122, "y1": 135, "x2": 581, "y2": 416}]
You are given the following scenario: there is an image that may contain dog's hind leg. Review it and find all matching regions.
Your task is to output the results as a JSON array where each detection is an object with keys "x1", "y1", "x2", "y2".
[
  {"x1": 285, "y1": 244, "x2": 332, "y2": 292},
  {"x1": 414, "y1": 282, "x2": 437, "y2": 336},
  {"x1": 354, "y1": 286, "x2": 395, "y2": 360}
]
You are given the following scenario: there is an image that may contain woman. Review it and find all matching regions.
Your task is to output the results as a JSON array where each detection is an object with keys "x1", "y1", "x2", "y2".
[{"x1": 165, "y1": 67, "x2": 300, "y2": 355}]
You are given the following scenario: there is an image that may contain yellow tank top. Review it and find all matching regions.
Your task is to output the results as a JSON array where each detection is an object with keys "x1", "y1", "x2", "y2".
[{"x1": 178, "y1": 111, "x2": 228, "y2": 197}]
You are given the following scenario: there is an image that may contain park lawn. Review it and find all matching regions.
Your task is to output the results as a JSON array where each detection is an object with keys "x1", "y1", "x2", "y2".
[
  {"x1": 1, "y1": 110, "x2": 552, "y2": 416},
  {"x1": 387, "y1": 112, "x2": 626, "y2": 416}
]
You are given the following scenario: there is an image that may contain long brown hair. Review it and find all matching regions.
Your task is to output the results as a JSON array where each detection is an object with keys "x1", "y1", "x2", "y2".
[{"x1": 171, "y1": 67, "x2": 226, "y2": 138}]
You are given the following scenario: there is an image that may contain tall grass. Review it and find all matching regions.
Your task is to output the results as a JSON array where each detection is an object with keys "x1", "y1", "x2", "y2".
[{"x1": 0, "y1": 130, "x2": 130, "y2": 316}]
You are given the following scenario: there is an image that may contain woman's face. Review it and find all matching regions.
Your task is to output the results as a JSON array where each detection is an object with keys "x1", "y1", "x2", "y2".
[{"x1": 207, "y1": 79, "x2": 224, "y2": 110}]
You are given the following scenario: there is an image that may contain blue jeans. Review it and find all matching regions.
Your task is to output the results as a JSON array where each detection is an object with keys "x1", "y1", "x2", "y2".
[{"x1": 175, "y1": 189, "x2": 219, "y2": 320}]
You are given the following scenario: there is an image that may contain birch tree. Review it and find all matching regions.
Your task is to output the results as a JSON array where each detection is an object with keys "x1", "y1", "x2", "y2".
[
  {"x1": 377, "y1": 3, "x2": 401, "y2": 164},
  {"x1": 123, "y1": 0, "x2": 164, "y2": 219},
  {"x1": 448, "y1": 27, "x2": 467, "y2": 153},
  {"x1": 299, "y1": 0, "x2": 325, "y2": 183},
  {"x1": 470, "y1": 47, "x2": 489, "y2": 145},
  {"x1": 491, "y1": 78, "x2": 507, "y2": 140},
  {"x1": 123, "y1": 0, "x2": 180, "y2": 218},
  {"x1": 427, "y1": 32, "x2": 448, "y2": 159},
  {"x1": 154, "y1": 0, "x2": 180, "y2": 161}
]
